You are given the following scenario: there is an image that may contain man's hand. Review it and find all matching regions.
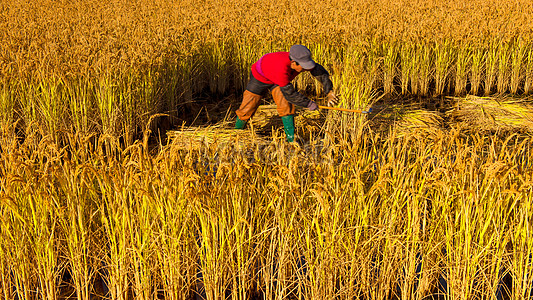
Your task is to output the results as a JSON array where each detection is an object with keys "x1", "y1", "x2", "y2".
[
  {"x1": 326, "y1": 91, "x2": 339, "y2": 107},
  {"x1": 307, "y1": 100, "x2": 319, "y2": 111}
]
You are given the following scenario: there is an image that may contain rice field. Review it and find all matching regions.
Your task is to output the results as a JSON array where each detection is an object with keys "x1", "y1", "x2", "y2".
[{"x1": 1, "y1": 0, "x2": 533, "y2": 299}]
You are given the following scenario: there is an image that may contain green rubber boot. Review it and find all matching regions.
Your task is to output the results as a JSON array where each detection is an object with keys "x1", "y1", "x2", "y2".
[
  {"x1": 235, "y1": 117, "x2": 247, "y2": 129},
  {"x1": 281, "y1": 115, "x2": 295, "y2": 142}
]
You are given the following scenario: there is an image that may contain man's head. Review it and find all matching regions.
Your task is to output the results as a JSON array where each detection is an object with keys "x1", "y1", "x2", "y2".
[{"x1": 289, "y1": 45, "x2": 316, "y2": 72}]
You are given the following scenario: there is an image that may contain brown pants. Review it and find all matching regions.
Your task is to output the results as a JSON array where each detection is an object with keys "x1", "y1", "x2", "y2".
[{"x1": 235, "y1": 87, "x2": 296, "y2": 121}]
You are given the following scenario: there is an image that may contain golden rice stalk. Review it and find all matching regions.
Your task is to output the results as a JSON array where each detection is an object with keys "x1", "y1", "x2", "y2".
[
  {"x1": 395, "y1": 109, "x2": 444, "y2": 138},
  {"x1": 368, "y1": 104, "x2": 443, "y2": 138},
  {"x1": 167, "y1": 125, "x2": 259, "y2": 151},
  {"x1": 167, "y1": 105, "x2": 324, "y2": 149},
  {"x1": 449, "y1": 95, "x2": 533, "y2": 133},
  {"x1": 247, "y1": 104, "x2": 324, "y2": 130}
]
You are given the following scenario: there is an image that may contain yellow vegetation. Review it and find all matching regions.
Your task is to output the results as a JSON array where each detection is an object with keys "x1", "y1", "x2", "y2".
[
  {"x1": 2, "y1": 0, "x2": 533, "y2": 299},
  {"x1": 2, "y1": 0, "x2": 533, "y2": 140}
]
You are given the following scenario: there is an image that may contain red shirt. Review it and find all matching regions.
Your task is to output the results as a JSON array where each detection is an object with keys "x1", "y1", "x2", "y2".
[{"x1": 251, "y1": 52, "x2": 300, "y2": 87}]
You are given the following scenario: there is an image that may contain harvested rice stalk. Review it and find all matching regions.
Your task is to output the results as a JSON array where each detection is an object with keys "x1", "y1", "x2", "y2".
[
  {"x1": 366, "y1": 103, "x2": 444, "y2": 137},
  {"x1": 395, "y1": 109, "x2": 444, "y2": 138},
  {"x1": 248, "y1": 104, "x2": 325, "y2": 132},
  {"x1": 167, "y1": 126, "x2": 260, "y2": 150},
  {"x1": 449, "y1": 95, "x2": 533, "y2": 133}
]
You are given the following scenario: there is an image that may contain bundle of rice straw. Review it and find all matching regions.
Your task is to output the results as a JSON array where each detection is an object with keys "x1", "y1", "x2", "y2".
[
  {"x1": 395, "y1": 109, "x2": 444, "y2": 138},
  {"x1": 167, "y1": 105, "x2": 325, "y2": 149},
  {"x1": 167, "y1": 122, "x2": 263, "y2": 150},
  {"x1": 248, "y1": 104, "x2": 324, "y2": 132},
  {"x1": 367, "y1": 103, "x2": 444, "y2": 137},
  {"x1": 449, "y1": 95, "x2": 533, "y2": 133}
]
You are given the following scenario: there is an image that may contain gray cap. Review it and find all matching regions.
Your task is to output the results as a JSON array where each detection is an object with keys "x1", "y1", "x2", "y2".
[{"x1": 289, "y1": 45, "x2": 316, "y2": 69}]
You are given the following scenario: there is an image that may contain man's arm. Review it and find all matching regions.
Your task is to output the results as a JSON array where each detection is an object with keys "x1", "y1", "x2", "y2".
[
  {"x1": 310, "y1": 64, "x2": 333, "y2": 96},
  {"x1": 279, "y1": 83, "x2": 312, "y2": 107}
]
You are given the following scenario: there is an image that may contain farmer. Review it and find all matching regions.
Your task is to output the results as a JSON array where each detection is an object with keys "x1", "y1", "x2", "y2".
[{"x1": 234, "y1": 45, "x2": 338, "y2": 142}]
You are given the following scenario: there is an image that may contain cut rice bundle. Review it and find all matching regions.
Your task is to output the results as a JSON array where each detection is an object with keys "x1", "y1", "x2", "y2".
[
  {"x1": 395, "y1": 109, "x2": 444, "y2": 138},
  {"x1": 449, "y1": 95, "x2": 533, "y2": 133},
  {"x1": 167, "y1": 123, "x2": 261, "y2": 150}
]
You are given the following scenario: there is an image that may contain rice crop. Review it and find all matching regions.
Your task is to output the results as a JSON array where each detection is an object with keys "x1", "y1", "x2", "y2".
[
  {"x1": 2, "y1": 0, "x2": 533, "y2": 299},
  {"x1": 450, "y1": 95, "x2": 533, "y2": 133},
  {"x1": 1, "y1": 119, "x2": 533, "y2": 299},
  {"x1": 2, "y1": 0, "x2": 533, "y2": 140}
]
